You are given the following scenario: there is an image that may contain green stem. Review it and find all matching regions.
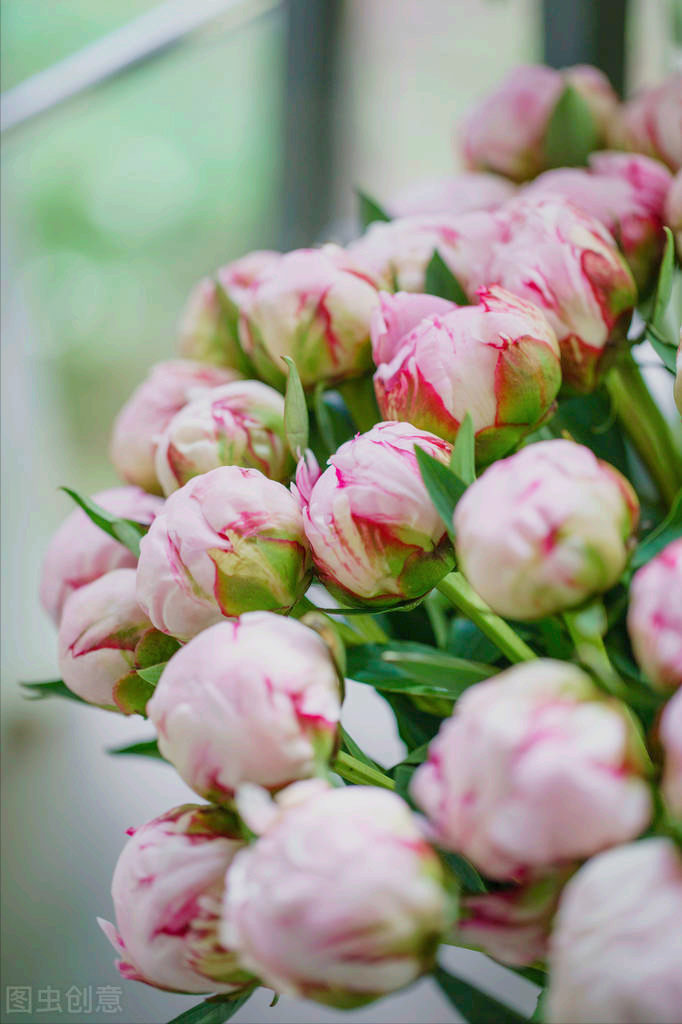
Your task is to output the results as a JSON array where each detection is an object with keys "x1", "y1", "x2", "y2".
[
  {"x1": 437, "y1": 573, "x2": 536, "y2": 664},
  {"x1": 333, "y1": 750, "x2": 395, "y2": 790},
  {"x1": 606, "y1": 351, "x2": 682, "y2": 507},
  {"x1": 337, "y1": 375, "x2": 381, "y2": 433},
  {"x1": 563, "y1": 603, "x2": 628, "y2": 699}
]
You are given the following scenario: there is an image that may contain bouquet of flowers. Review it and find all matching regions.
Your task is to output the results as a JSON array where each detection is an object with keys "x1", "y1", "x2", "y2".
[{"x1": 31, "y1": 64, "x2": 682, "y2": 1024}]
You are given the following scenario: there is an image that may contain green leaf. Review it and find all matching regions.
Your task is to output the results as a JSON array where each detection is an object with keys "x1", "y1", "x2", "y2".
[
  {"x1": 544, "y1": 84, "x2": 600, "y2": 168},
  {"x1": 166, "y1": 989, "x2": 256, "y2": 1024},
  {"x1": 380, "y1": 692, "x2": 442, "y2": 750},
  {"x1": 282, "y1": 356, "x2": 309, "y2": 457},
  {"x1": 424, "y1": 250, "x2": 470, "y2": 304},
  {"x1": 441, "y1": 851, "x2": 487, "y2": 894},
  {"x1": 312, "y1": 382, "x2": 338, "y2": 456},
  {"x1": 108, "y1": 738, "x2": 165, "y2": 760},
  {"x1": 355, "y1": 189, "x2": 392, "y2": 229},
  {"x1": 136, "y1": 662, "x2": 169, "y2": 686},
  {"x1": 529, "y1": 989, "x2": 546, "y2": 1022},
  {"x1": 447, "y1": 619, "x2": 503, "y2": 663},
  {"x1": 339, "y1": 727, "x2": 384, "y2": 774},
  {"x1": 415, "y1": 446, "x2": 467, "y2": 537},
  {"x1": 450, "y1": 412, "x2": 476, "y2": 484},
  {"x1": 648, "y1": 328, "x2": 679, "y2": 373},
  {"x1": 650, "y1": 227, "x2": 675, "y2": 333},
  {"x1": 346, "y1": 641, "x2": 492, "y2": 697},
  {"x1": 433, "y1": 965, "x2": 526, "y2": 1024},
  {"x1": 113, "y1": 672, "x2": 155, "y2": 716},
  {"x1": 60, "y1": 488, "x2": 148, "y2": 557},
  {"x1": 549, "y1": 390, "x2": 630, "y2": 476},
  {"x1": 20, "y1": 680, "x2": 90, "y2": 705},
  {"x1": 135, "y1": 632, "x2": 181, "y2": 669},
  {"x1": 631, "y1": 488, "x2": 682, "y2": 569}
]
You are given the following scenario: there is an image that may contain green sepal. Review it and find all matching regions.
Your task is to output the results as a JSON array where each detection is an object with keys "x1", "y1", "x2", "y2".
[{"x1": 424, "y1": 250, "x2": 470, "y2": 304}]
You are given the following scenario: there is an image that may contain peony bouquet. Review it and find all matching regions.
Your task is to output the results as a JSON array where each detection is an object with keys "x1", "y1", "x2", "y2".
[{"x1": 31, "y1": 64, "x2": 682, "y2": 1024}]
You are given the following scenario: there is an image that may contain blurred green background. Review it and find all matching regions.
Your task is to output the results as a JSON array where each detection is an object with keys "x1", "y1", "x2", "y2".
[{"x1": 0, "y1": 2, "x2": 677, "y2": 1022}]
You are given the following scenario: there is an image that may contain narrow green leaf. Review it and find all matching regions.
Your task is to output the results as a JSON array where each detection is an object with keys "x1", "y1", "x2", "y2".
[
  {"x1": 312, "y1": 382, "x2": 338, "y2": 455},
  {"x1": 346, "y1": 641, "x2": 492, "y2": 697},
  {"x1": 136, "y1": 662, "x2": 169, "y2": 686},
  {"x1": 631, "y1": 488, "x2": 682, "y2": 569},
  {"x1": 450, "y1": 412, "x2": 476, "y2": 484},
  {"x1": 529, "y1": 989, "x2": 546, "y2": 1022},
  {"x1": 648, "y1": 329, "x2": 679, "y2": 373},
  {"x1": 415, "y1": 446, "x2": 467, "y2": 536},
  {"x1": 21, "y1": 680, "x2": 89, "y2": 705},
  {"x1": 544, "y1": 84, "x2": 600, "y2": 168},
  {"x1": 650, "y1": 227, "x2": 675, "y2": 333},
  {"x1": 60, "y1": 488, "x2": 148, "y2": 557},
  {"x1": 108, "y1": 738, "x2": 165, "y2": 760},
  {"x1": 441, "y1": 851, "x2": 487, "y2": 894},
  {"x1": 166, "y1": 989, "x2": 256, "y2": 1024},
  {"x1": 282, "y1": 356, "x2": 309, "y2": 457},
  {"x1": 339, "y1": 727, "x2": 384, "y2": 774},
  {"x1": 424, "y1": 250, "x2": 470, "y2": 304},
  {"x1": 380, "y1": 692, "x2": 442, "y2": 750},
  {"x1": 434, "y1": 965, "x2": 526, "y2": 1024},
  {"x1": 355, "y1": 189, "x2": 392, "y2": 229}
]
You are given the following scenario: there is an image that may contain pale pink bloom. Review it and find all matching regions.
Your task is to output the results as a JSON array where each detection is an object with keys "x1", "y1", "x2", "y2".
[
  {"x1": 454, "y1": 439, "x2": 639, "y2": 620},
  {"x1": 546, "y1": 839, "x2": 682, "y2": 1023},
  {"x1": 390, "y1": 172, "x2": 516, "y2": 217},
  {"x1": 524, "y1": 151, "x2": 672, "y2": 291},
  {"x1": 40, "y1": 486, "x2": 163, "y2": 626},
  {"x1": 347, "y1": 210, "x2": 503, "y2": 294},
  {"x1": 238, "y1": 245, "x2": 380, "y2": 390},
  {"x1": 59, "y1": 568, "x2": 160, "y2": 711},
  {"x1": 661, "y1": 689, "x2": 682, "y2": 819},
  {"x1": 370, "y1": 291, "x2": 457, "y2": 366},
  {"x1": 136, "y1": 466, "x2": 311, "y2": 641},
  {"x1": 110, "y1": 360, "x2": 239, "y2": 493},
  {"x1": 461, "y1": 64, "x2": 617, "y2": 182},
  {"x1": 301, "y1": 421, "x2": 454, "y2": 607},
  {"x1": 98, "y1": 804, "x2": 254, "y2": 994},
  {"x1": 179, "y1": 250, "x2": 280, "y2": 369},
  {"x1": 221, "y1": 783, "x2": 450, "y2": 1007},
  {"x1": 456, "y1": 874, "x2": 566, "y2": 967},
  {"x1": 154, "y1": 380, "x2": 292, "y2": 496},
  {"x1": 666, "y1": 170, "x2": 682, "y2": 259},
  {"x1": 487, "y1": 195, "x2": 636, "y2": 391},
  {"x1": 627, "y1": 538, "x2": 682, "y2": 691},
  {"x1": 146, "y1": 613, "x2": 342, "y2": 802},
  {"x1": 611, "y1": 72, "x2": 682, "y2": 172},
  {"x1": 373, "y1": 286, "x2": 561, "y2": 462},
  {"x1": 411, "y1": 660, "x2": 652, "y2": 881}
]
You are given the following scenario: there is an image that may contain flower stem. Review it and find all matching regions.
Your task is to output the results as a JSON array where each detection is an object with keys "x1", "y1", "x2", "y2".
[
  {"x1": 337, "y1": 375, "x2": 381, "y2": 433},
  {"x1": 437, "y1": 572, "x2": 536, "y2": 664},
  {"x1": 332, "y1": 750, "x2": 395, "y2": 790},
  {"x1": 563, "y1": 602, "x2": 629, "y2": 699},
  {"x1": 605, "y1": 351, "x2": 682, "y2": 507}
]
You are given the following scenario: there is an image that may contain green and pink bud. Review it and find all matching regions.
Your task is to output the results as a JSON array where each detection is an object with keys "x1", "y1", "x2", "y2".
[
  {"x1": 627, "y1": 538, "x2": 682, "y2": 691},
  {"x1": 98, "y1": 804, "x2": 254, "y2": 994},
  {"x1": 373, "y1": 287, "x2": 561, "y2": 463},
  {"x1": 453, "y1": 439, "x2": 639, "y2": 620}
]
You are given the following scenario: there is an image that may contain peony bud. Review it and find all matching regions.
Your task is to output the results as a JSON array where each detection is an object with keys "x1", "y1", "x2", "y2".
[
  {"x1": 456, "y1": 874, "x2": 566, "y2": 967},
  {"x1": 221, "y1": 783, "x2": 450, "y2": 1007},
  {"x1": 487, "y1": 195, "x2": 637, "y2": 391},
  {"x1": 411, "y1": 660, "x2": 652, "y2": 881},
  {"x1": 627, "y1": 538, "x2": 682, "y2": 691},
  {"x1": 373, "y1": 287, "x2": 561, "y2": 462},
  {"x1": 545, "y1": 838, "x2": 682, "y2": 1024},
  {"x1": 661, "y1": 689, "x2": 682, "y2": 819},
  {"x1": 154, "y1": 380, "x2": 293, "y2": 496},
  {"x1": 110, "y1": 360, "x2": 240, "y2": 494},
  {"x1": 666, "y1": 170, "x2": 682, "y2": 259},
  {"x1": 300, "y1": 421, "x2": 454, "y2": 608},
  {"x1": 238, "y1": 245, "x2": 380, "y2": 390},
  {"x1": 147, "y1": 613, "x2": 342, "y2": 802},
  {"x1": 454, "y1": 439, "x2": 639, "y2": 620},
  {"x1": 98, "y1": 804, "x2": 254, "y2": 994},
  {"x1": 390, "y1": 172, "x2": 516, "y2": 218},
  {"x1": 179, "y1": 250, "x2": 280, "y2": 369},
  {"x1": 40, "y1": 486, "x2": 163, "y2": 626},
  {"x1": 347, "y1": 211, "x2": 502, "y2": 294},
  {"x1": 461, "y1": 64, "x2": 618, "y2": 182},
  {"x1": 136, "y1": 466, "x2": 311, "y2": 641},
  {"x1": 524, "y1": 151, "x2": 672, "y2": 292},
  {"x1": 58, "y1": 568, "x2": 171, "y2": 712},
  {"x1": 610, "y1": 72, "x2": 682, "y2": 172}
]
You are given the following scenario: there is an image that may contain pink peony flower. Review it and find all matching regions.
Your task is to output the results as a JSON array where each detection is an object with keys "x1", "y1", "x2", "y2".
[
  {"x1": 627, "y1": 537, "x2": 682, "y2": 691},
  {"x1": 154, "y1": 379, "x2": 293, "y2": 496},
  {"x1": 546, "y1": 839, "x2": 682, "y2": 1023},
  {"x1": 661, "y1": 689, "x2": 682, "y2": 819},
  {"x1": 98, "y1": 804, "x2": 254, "y2": 994},
  {"x1": 221, "y1": 782, "x2": 450, "y2": 1007},
  {"x1": 179, "y1": 250, "x2": 280, "y2": 369},
  {"x1": 136, "y1": 466, "x2": 311, "y2": 641},
  {"x1": 411, "y1": 660, "x2": 652, "y2": 881},
  {"x1": 146, "y1": 613, "x2": 342, "y2": 802},
  {"x1": 373, "y1": 286, "x2": 561, "y2": 462},
  {"x1": 110, "y1": 360, "x2": 240, "y2": 493},
  {"x1": 610, "y1": 72, "x2": 682, "y2": 172},
  {"x1": 461, "y1": 64, "x2": 618, "y2": 182},
  {"x1": 390, "y1": 172, "x2": 516, "y2": 217},
  {"x1": 40, "y1": 486, "x2": 163, "y2": 626},
  {"x1": 300, "y1": 421, "x2": 454, "y2": 608},
  {"x1": 524, "y1": 151, "x2": 672, "y2": 292},
  {"x1": 454, "y1": 439, "x2": 639, "y2": 620},
  {"x1": 238, "y1": 245, "x2": 380, "y2": 390}
]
